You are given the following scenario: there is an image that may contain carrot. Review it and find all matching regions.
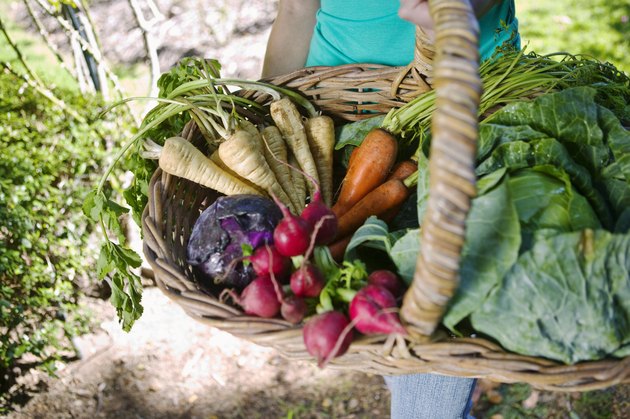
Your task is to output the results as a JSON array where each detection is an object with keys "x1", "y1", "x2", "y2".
[
  {"x1": 387, "y1": 160, "x2": 418, "y2": 182},
  {"x1": 270, "y1": 97, "x2": 320, "y2": 196},
  {"x1": 218, "y1": 130, "x2": 296, "y2": 212},
  {"x1": 158, "y1": 136, "x2": 262, "y2": 196},
  {"x1": 335, "y1": 178, "x2": 410, "y2": 239},
  {"x1": 328, "y1": 235, "x2": 352, "y2": 262},
  {"x1": 304, "y1": 115, "x2": 335, "y2": 207},
  {"x1": 332, "y1": 128, "x2": 398, "y2": 218},
  {"x1": 261, "y1": 125, "x2": 302, "y2": 211},
  {"x1": 288, "y1": 151, "x2": 307, "y2": 209}
]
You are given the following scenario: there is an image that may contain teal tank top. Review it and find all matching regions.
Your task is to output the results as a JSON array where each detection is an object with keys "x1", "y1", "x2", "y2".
[{"x1": 306, "y1": 0, "x2": 520, "y2": 67}]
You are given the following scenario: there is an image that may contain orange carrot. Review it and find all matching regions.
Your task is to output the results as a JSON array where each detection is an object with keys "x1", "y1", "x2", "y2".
[
  {"x1": 336, "y1": 178, "x2": 410, "y2": 239},
  {"x1": 387, "y1": 160, "x2": 417, "y2": 182},
  {"x1": 328, "y1": 235, "x2": 352, "y2": 262},
  {"x1": 332, "y1": 128, "x2": 398, "y2": 218}
]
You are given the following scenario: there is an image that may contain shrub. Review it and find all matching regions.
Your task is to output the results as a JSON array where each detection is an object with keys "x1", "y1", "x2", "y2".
[{"x1": 0, "y1": 71, "x2": 127, "y2": 411}]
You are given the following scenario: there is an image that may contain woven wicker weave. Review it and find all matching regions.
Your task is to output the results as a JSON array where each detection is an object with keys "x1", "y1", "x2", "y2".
[{"x1": 142, "y1": 0, "x2": 630, "y2": 391}]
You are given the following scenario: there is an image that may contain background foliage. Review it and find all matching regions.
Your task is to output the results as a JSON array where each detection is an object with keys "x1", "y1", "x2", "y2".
[{"x1": 0, "y1": 70, "x2": 128, "y2": 410}]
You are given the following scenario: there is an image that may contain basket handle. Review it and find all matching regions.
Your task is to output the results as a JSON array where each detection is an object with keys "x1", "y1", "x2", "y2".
[{"x1": 400, "y1": 0, "x2": 482, "y2": 337}]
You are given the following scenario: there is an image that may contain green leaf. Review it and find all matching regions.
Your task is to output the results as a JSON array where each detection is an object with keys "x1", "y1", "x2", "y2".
[
  {"x1": 415, "y1": 151, "x2": 430, "y2": 222},
  {"x1": 96, "y1": 244, "x2": 116, "y2": 280},
  {"x1": 443, "y1": 176, "x2": 521, "y2": 333},
  {"x1": 472, "y1": 229, "x2": 630, "y2": 364},
  {"x1": 111, "y1": 243, "x2": 142, "y2": 270},
  {"x1": 109, "y1": 271, "x2": 144, "y2": 332},
  {"x1": 477, "y1": 137, "x2": 613, "y2": 228},
  {"x1": 335, "y1": 115, "x2": 386, "y2": 150},
  {"x1": 389, "y1": 229, "x2": 420, "y2": 286},
  {"x1": 82, "y1": 190, "x2": 104, "y2": 222},
  {"x1": 345, "y1": 216, "x2": 394, "y2": 257},
  {"x1": 506, "y1": 166, "x2": 600, "y2": 235}
]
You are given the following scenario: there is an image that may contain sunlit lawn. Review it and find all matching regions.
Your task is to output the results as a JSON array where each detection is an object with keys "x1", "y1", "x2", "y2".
[{"x1": 517, "y1": 0, "x2": 630, "y2": 73}]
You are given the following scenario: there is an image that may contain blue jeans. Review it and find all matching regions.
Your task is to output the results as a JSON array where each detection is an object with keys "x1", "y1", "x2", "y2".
[{"x1": 384, "y1": 374, "x2": 477, "y2": 419}]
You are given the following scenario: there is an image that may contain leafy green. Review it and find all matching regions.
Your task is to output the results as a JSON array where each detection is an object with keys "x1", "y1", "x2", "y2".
[
  {"x1": 312, "y1": 247, "x2": 367, "y2": 312},
  {"x1": 390, "y1": 229, "x2": 421, "y2": 285},
  {"x1": 388, "y1": 85, "x2": 630, "y2": 363},
  {"x1": 471, "y1": 229, "x2": 630, "y2": 364},
  {"x1": 443, "y1": 172, "x2": 522, "y2": 332},
  {"x1": 335, "y1": 115, "x2": 386, "y2": 150}
]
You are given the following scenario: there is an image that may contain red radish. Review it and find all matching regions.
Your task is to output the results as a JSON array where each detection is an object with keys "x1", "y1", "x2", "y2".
[
  {"x1": 281, "y1": 295, "x2": 307, "y2": 324},
  {"x1": 367, "y1": 269, "x2": 404, "y2": 297},
  {"x1": 249, "y1": 245, "x2": 291, "y2": 281},
  {"x1": 225, "y1": 276, "x2": 281, "y2": 318},
  {"x1": 290, "y1": 263, "x2": 325, "y2": 298},
  {"x1": 349, "y1": 284, "x2": 406, "y2": 335},
  {"x1": 272, "y1": 197, "x2": 313, "y2": 257},
  {"x1": 303, "y1": 311, "x2": 353, "y2": 367},
  {"x1": 300, "y1": 190, "x2": 338, "y2": 245}
]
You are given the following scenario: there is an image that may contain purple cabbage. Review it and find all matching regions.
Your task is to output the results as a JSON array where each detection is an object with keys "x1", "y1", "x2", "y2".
[{"x1": 187, "y1": 194, "x2": 282, "y2": 289}]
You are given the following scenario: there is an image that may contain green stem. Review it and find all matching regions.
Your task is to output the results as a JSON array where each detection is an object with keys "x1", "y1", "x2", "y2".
[
  {"x1": 168, "y1": 78, "x2": 318, "y2": 118},
  {"x1": 95, "y1": 103, "x2": 192, "y2": 193},
  {"x1": 403, "y1": 171, "x2": 418, "y2": 189}
]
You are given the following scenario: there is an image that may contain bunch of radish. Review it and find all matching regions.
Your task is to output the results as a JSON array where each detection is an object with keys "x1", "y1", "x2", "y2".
[
  {"x1": 221, "y1": 182, "x2": 408, "y2": 367},
  {"x1": 223, "y1": 188, "x2": 337, "y2": 322}
]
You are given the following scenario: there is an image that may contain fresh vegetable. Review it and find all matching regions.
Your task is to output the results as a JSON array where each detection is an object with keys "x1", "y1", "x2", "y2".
[
  {"x1": 272, "y1": 197, "x2": 313, "y2": 257},
  {"x1": 270, "y1": 97, "x2": 321, "y2": 196},
  {"x1": 288, "y1": 151, "x2": 307, "y2": 208},
  {"x1": 224, "y1": 276, "x2": 281, "y2": 318},
  {"x1": 387, "y1": 160, "x2": 418, "y2": 181},
  {"x1": 158, "y1": 136, "x2": 262, "y2": 196},
  {"x1": 332, "y1": 128, "x2": 398, "y2": 218},
  {"x1": 303, "y1": 310, "x2": 354, "y2": 367},
  {"x1": 349, "y1": 284, "x2": 406, "y2": 335},
  {"x1": 187, "y1": 194, "x2": 282, "y2": 289},
  {"x1": 300, "y1": 190, "x2": 338, "y2": 245},
  {"x1": 304, "y1": 115, "x2": 336, "y2": 206},
  {"x1": 218, "y1": 130, "x2": 296, "y2": 213},
  {"x1": 290, "y1": 263, "x2": 326, "y2": 298},
  {"x1": 281, "y1": 295, "x2": 308, "y2": 324},
  {"x1": 367, "y1": 270, "x2": 404, "y2": 298},
  {"x1": 207, "y1": 149, "x2": 261, "y2": 192},
  {"x1": 248, "y1": 245, "x2": 291, "y2": 281},
  {"x1": 261, "y1": 125, "x2": 302, "y2": 211},
  {"x1": 335, "y1": 178, "x2": 411, "y2": 239},
  {"x1": 386, "y1": 86, "x2": 630, "y2": 364}
]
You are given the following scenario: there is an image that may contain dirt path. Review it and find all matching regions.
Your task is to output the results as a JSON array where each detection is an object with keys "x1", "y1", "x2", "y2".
[{"x1": 7, "y1": 288, "x2": 391, "y2": 419}]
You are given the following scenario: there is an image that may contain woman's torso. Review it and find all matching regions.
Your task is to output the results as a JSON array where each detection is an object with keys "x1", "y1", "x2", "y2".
[{"x1": 306, "y1": 0, "x2": 519, "y2": 67}]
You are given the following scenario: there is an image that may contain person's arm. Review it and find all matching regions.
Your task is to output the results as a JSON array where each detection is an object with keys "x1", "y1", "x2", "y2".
[
  {"x1": 261, "y1": 0, "x2": 320, "y2": 78},
  {"x1": 398, "y1": 0, "x2": 503, "y2": 31}
]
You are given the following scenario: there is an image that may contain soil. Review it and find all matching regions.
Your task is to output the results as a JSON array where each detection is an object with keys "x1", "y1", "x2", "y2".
[{"x1": 6, "y1": 289, "x2": 391, "y2": 419}]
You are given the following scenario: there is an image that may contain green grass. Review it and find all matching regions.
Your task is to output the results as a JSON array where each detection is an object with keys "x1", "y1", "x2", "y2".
[
  {"x1": 472, "y1": 383, "x2": 626, "y2": 418},
  {"x1": 517, "y1": 0, "x2": 630, "y2": 73},
  {"x1": 0, "y1": 0, "x2": 149, "y2": 102},
  {"x1": 0, "y1": 0, "x2": 78, "y2": 90}
]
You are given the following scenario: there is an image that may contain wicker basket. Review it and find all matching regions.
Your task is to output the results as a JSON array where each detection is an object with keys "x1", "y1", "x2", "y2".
[{"x1": 142, "y1": 0, "x2": 630, "y2": 391}]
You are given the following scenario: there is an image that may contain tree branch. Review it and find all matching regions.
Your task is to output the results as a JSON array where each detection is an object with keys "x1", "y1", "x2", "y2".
[
  {"x1": 21, "y1": 0, "x2": 77, "y2": 81},
  {"x1": 33, "y1": 0, "x2": 126, "y2": 98},
  {"x1": 128, "y1": 0, "x2": 161, "y2": 99}
]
